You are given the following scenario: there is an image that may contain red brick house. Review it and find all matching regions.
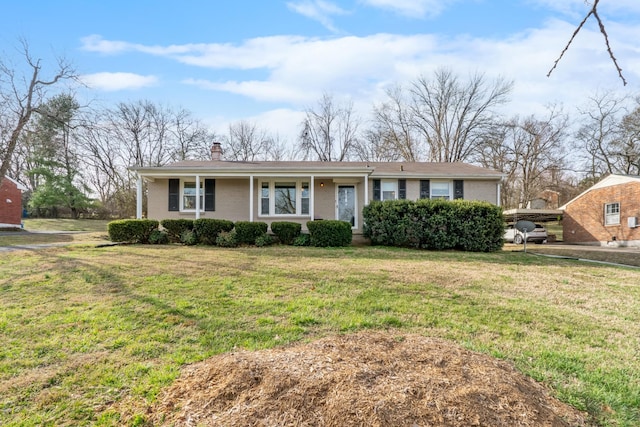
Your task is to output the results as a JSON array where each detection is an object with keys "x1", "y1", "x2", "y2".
[
  {"x1": 560, "y1": 174, "x2": 640, "y2": 247},
  {"x1": 0, "y1": 177, "x2": 26, "y2": 229}
]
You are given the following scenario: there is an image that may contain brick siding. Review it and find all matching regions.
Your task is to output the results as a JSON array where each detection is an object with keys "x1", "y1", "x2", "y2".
[
  {"x1": 563, "y1": 182, "x2": 640, "y2": 245},
  {"x1": 0, "y1": 179, "x2": 23, "y2": 227}
]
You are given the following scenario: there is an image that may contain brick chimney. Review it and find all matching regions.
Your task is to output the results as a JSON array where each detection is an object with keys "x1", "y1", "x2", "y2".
[{"x1": 211, "y1": 142, "x2": 223, "y2": 161}]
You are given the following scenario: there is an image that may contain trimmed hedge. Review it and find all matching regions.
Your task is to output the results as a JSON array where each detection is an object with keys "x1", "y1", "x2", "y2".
[
  {"x1": 234, "y1": 221, "x2": 268, "y2": 245},
  {"x1": 270, "y1": 221, "x2": 302, "y2": 245},
  {"x1": 108, "y1": 219, "x2": 159, "y2": 243},
  {"x1": 194, "y1": 218, "x2": 234, "y2": 245},
  {"x1": 363, "y1": 199, "x2": 504, "y2": 252},
  {"x1": 160, "y1": 219, "x2": 194, "y2": 242},
  {"x1": 307, "y1": 220, "x2": 352, "y2": 247}
]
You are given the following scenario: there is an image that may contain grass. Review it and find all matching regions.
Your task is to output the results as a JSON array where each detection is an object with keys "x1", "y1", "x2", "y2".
[
  {"x1": 0, "y1": 244, "x2": 639, "y2": 426},
  {"x1": 0, "y1": 219, "x2": 110, "y2": 247}
]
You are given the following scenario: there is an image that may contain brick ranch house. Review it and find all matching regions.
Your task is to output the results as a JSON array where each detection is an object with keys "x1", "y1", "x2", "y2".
[
  {"x1": 0, "y1": 177, "x2": 26, "y2": 229},
  {"x1": 132, "y1": 143, "x2": 504, "y2": 234},
  {"x1": 560, "y1": 174, "x2": 640, "y2": 247}
]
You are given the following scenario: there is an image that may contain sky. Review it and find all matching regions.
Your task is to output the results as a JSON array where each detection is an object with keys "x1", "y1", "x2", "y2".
[{"x1": 2, "y1": 0, "x2": 640, "y2": 147}]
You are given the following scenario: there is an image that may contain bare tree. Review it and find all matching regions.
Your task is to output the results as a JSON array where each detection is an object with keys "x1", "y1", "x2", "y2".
[
  {"x1": 548, "y1": 0, "x2": 626, "y2": 85},
  {"x1": 575, "y1": 91, "x2": 635, "y2": 179},
  {"x1": 410, "y1": 68, "x2": 513, "y2": 162},
  {"x1": 222, "y1": 120, "x2": 287, "y2": 161},
  {"x1": 478, "y1": 108, "x2": 568, "y2": 208},
  {"x1": 298, "y1": 93, "x2": 360, "y2": 161},
  {"x1": 0, "y1": 40, "x2": 76, "y2": 187},
  {"x1": 170, "y1": 108, "x2": 217, "y2": 161},
  {"x1": 361, "y1": 85, "x2": 423, "y2": 162}
]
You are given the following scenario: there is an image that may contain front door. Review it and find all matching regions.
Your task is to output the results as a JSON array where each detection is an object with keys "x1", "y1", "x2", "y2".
[{"x1": 336, "y1": 185, "x2": 356, "y2": 228}]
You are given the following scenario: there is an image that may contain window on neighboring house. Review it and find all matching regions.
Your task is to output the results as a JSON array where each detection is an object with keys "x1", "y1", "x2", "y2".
[
  {"x1": 431, "y1": 182, "x2": 451, "y2": 200},
  {"x1": 605, "y1": 202, "x2": 620, "y2": 225},
  {"x1": 260, "y1": 180, "x2": 310, "y2": 216}
]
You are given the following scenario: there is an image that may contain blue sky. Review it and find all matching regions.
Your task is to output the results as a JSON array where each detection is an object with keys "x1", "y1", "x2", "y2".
[{"x1": 2, "y1": 0, "x2": 640, "y2": 144}]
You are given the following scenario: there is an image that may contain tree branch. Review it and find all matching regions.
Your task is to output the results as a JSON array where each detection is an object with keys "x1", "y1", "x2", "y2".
[{"x1": 548, "y1": 0, "x2": 627, "y2": 86}]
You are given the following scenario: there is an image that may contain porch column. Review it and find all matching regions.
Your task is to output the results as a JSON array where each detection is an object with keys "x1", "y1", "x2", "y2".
[
  {"x1": 195, "y1": 175, "x2": 201, "y2": 219},
  {"x1": 136, "y1": 176, "x2": 143, "y2": 219},
  {"x1": 310, "y1": 176, "x2": 315, "y2": 221},
  {"x1": 364, "y1": 174, "x2": 369, "y2": 206},
  {"x1": 249, "y1": 175, "x2": 254, "y2": 222},
  {"x1": 497, "y1": 182, "x2": 502, "y2": 207}
]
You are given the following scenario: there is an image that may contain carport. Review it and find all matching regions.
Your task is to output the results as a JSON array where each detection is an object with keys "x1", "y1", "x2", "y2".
[{"x1": 503, "y1": 208, "x2": 563, "y2": 224}]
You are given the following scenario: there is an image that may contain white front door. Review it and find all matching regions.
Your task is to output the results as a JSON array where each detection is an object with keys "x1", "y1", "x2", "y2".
[{"x1": 336, "y1": 185, "x2": 356, "y2": 228}]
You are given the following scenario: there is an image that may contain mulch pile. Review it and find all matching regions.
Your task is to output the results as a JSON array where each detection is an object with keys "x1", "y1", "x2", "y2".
[{"x1": 147, "y1": 331, "x2": 588, "y2": 426}]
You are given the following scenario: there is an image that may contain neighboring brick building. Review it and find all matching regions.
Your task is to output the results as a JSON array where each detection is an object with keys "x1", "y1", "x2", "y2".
[
  {"x1": 0, "y1": 177, "x2": 26, "y2": 229},
  {"x1": 561, "y1": 174, "x2": 640, "y2": 247}
]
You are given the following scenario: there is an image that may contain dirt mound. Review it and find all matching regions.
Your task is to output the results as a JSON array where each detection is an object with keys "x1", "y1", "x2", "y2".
[{"x1": 148, "y1": 332, "x2": 588, "y2": 426}]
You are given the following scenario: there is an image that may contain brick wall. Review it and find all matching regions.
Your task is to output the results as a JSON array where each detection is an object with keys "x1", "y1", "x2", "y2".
[
  {"x1": 563, "y1": 182, "x2": 640, "y2": 245},
  {"x1": 0, "y1": 179, "x2": 23, "y2": 227}
]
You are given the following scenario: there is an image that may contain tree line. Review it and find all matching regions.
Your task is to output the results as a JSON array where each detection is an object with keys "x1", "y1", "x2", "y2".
[{"x1": 2, "y1": 45, "x2": 639, "y2": 219}]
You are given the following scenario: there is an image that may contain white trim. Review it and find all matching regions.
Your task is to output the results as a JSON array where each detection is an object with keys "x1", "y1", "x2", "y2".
[
  {"x1": 136, "y1": 177, "x2": 143, "y2": 219},
  {"x1": 310, "y1": 176, "x2": 315, "y2": 221},
  {"x1": 364, "y1": 174, "x2": 369, "y2": 206},
  {"x1": 180, "y1": 178, "x2": 205, "y2": 213},
  {"x1": 249, "y1": 175, "x2": 254, "y2": 222},
  {"x1": 257, "y1": 179, "x2": 311, "y2": 217},
  {"x1": 195, "y1": 175, "x2": 201, "y2": 219}
]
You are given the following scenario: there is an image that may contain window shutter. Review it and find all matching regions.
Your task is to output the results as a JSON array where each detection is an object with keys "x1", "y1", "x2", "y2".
[
  {"x1": 398, "y1": 179, "x2": 406, "y2": 199},
  {"x1": 419, "y1": 180, "x2": 430, "y2": 199},
  {"x1": 168, "y1": 179, "x2": 179, "y2": 211},
  {"x1": 205, "y1": 179, "x2": 215, "y2": 211},
  {"x1": 373, "y1": 179, "x2": 381, "y2": 201},
  {"x1": 454, "y1": 180, "x2": 464, "y2": 199}
]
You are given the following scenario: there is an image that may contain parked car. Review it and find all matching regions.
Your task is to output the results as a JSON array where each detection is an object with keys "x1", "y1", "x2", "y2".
[{"x1": 504, "y1": 223, "x2": 548, "y2": 244}]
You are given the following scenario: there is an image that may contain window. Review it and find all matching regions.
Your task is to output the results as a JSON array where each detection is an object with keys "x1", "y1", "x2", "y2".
[
  {"x1": 260, "y1": 180, "x2": 310, "y2": 216},
  {"x1": 381, "y1": 180, "x2": 397, "y2": 200},
  {"x1": 183, "y1": 181, "x2": 204, "y2": 210},
  {"x1": 168, "y1": 178, "x2": 215, "y2": 212},
  {"x1": 431, "y1": 182, "x2": 451, "y2": 200},
  {"x1": 605, "y1": 202, "x2": 620, "y2": 225}
]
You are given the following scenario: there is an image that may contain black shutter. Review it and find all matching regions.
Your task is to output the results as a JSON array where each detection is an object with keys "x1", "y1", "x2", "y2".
[
  {"x1": 373, "y1": 179, "x2": 381, "y2": 201},
  {"x1": 398, "y1": 179, "x2": 406, "y2": 199},
  {"x1": 419, "y1": 180, "x2": 430, "y2": 199},
  {"x1": 205, "y1": 179, "x2": 215, "y2": 211},
  {"x1": 454, "y1": 180, "x2": 464, "y2": 199},
  {"x1": 168, "y1": 179, "x2": 179, "y2": 211}
]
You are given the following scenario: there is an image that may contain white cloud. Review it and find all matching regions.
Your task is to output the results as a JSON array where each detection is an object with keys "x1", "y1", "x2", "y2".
[
  {"x1": 287, "y1": 0, "x2": 349, "y2": 32},
  {"x1": 360, "y1": 0, "x2": 457, "y2": 18},
  {"x1": 81, "y1": 72, "x2": 158, "y2": 91},
  {"x1": 84, "y1": 16, "x2": 639, "y2": 127}
]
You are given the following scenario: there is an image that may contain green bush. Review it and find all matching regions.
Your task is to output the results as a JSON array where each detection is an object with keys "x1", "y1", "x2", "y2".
[
  {"x1": 180, "y1": 229, "x2": 198, "y2": 246},
  {"x1": 149, "y1": 229, "x2": 169, "y2": 244},
  {"x1": 270, "y1": 221, "x2": 302, "y2": 245},
  {"x1": 293, "y1": 233, "x2": 311, "y2": 246},
  {"x1": 306, "y1": 220, "x2": 352, "y2": 247},
  {"x1": 193, "y1": 218, "x2": 234, "y2": 245},
  {"x1": 216, "y1": 230, "x2": 238, "y2": 247},
  {"x1": 234, "y1": 221, "x2": 268, "y2": 245},
  {"x1": 363, "y1": 199, "x2": 504, "y2": 252},
  {"x1": 160, "y1": 219, "x2": 194, "y2": 242},
  {"x1": 108, "y1": 219, "x2": 159, "y2": 243},
  {"x1": 255, "y1": 233, "x2": 274, "y2": 247}
]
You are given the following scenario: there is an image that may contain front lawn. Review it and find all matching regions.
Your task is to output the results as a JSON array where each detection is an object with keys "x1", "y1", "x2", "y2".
[{"x1": 0, "y1": 245, "x2": 638, "y2": 426}]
